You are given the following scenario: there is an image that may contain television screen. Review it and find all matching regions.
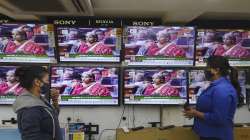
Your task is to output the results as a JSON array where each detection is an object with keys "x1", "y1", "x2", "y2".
[
  {"x1": 196, "y1": 29, "x2": 250, "y2": 66},
  {"x1": 124, "y1": 68, "x2": 187, "y2": 104},
  {"x1": 0, "y1": 66, "x2": 24, "y2": 104},
  {"x1": 0, "y1": 23, "x2": 56, "y2": 63},
  {"x1": 188, "y1": 69, "x2": 246, "y2": 104},
  {"x1": 51, "y1": 66, "x2": 119, "y2": 105},
  {"x1": 123, "y1": 26, "x2": 195, "y2": 66},
  {"x1": 57, "y1": 27, "x2": 121, "y2": 62}
]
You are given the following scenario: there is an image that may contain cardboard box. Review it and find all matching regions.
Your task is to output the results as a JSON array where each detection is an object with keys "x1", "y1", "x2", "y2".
[
  {"x1": 156, "y1": 127, "x2": 199, "y2": 140},
  {"x1": 116, "y1": 128, "x2": 157, "y2": 140},
  {"x1": 234, "y1": 127, "x2": 250, "y2": 140},
  {"x1": 116, "y1": 127, "x2": 250, "y2": 140},
  {"x1": 116, "y1": 127, "x2": 198, "y2": 140}
]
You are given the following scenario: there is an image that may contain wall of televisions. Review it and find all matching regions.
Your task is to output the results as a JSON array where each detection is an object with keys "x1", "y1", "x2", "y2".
[{"x1": 0, "y1": 16, "x2": 249, "y2": 106}]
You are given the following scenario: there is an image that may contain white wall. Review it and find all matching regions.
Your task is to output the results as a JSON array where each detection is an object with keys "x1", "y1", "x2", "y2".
[
  {"x1": 0, "y1": 105, "x2": 161, "y2": 140},
  {"x1": 162, "y1": 105, "x2": 250, "y2": 126},
  {"x1": 1, "y1": 105, "x2": 250, "y2": 140}
]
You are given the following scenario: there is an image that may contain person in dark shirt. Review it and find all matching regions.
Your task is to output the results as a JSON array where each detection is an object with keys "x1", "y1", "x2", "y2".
[
  {"x1": 13, "y1": 66, "x2": 62, "y2": 140},
  {"x1": 184, "y1": 56, "x2": 243, "y2": 140}
]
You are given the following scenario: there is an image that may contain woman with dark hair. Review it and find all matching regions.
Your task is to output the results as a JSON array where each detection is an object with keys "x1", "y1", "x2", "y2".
[
  {"x1": 183, "y1": 56, "x2": 243, "y2": 140},
  {"x1": 13, "y1": 66, "x2": 62, "y2": 140}
]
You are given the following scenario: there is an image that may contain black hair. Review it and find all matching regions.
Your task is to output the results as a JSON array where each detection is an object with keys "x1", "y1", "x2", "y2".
[
  {"x1": 144, "y1": 76, "x2": 152, "y2": 83},
  {"x1": 71, "y1": 72, "x2": 82, "y2": 81},
  {"x1": 1, "y1": 30, "x2": 12, "y2": 38},
  {"x1": 207, "y1": 56, "x2": 244, "y2": 106},
  {"x1": 148, "y1": 33, "x2": 157, "y2": 41},
  {"x1": 214, "y1": 33, "x2": 223, "y2": 43},
  {"x1": 15, "y1": 66, "x2": 48, "y2": 90},
  {"x1": 77, "y1": 33, "x2": 86, "y2": 41}
]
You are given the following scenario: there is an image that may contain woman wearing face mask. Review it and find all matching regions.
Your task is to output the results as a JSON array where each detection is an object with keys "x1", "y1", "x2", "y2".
[
  {"x1": 183, "y1": 56, "x2": 243, "y2": 140},
  {"x1": 13, "y1": 66, "x2": 62, "y2": 140}
]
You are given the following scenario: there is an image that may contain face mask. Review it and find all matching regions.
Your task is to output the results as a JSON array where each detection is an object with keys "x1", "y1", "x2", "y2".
[
  {"x1": 40, "y1": 82, "x2": 50, "y2": 96},
  {"x1": 204, "y1": 70, "x2": 214, "y2": 81}
]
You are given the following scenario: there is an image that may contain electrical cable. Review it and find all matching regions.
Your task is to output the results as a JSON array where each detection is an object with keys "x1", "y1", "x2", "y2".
[
  {"x1": 97, "y1": 105, "x2": 127, "y2": 140},
  {"x1": 117, "y1": 105, "x2": 126, "y2": 128},
  {"x1": 97, "y1": 129, "x2": 116, "y2": 140},
  {"x1": 132, "y1": 105, "x2": 135, "y2": 128}
]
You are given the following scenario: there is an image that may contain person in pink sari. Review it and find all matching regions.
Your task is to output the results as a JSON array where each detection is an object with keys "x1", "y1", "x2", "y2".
[
  {"x1": 4, "y1": 29, "x2": 45, "y2": 55},
  {"x1": 71, "y1": 72, "x2": 110, "y2": 96},
  {"x1": 143, "y1": 72, "x2": 179, "y2": 97},
  {"x1": 213, "y1": 33, "x2": 250, "y2": 58},
  {"x1": 135, "y1": 30, "x2": 159, "y2": 56},
  {"x1": 0, "y1": 70, "x2": 23, "y2": 95},
  {"x1": 154, "y1": 31, "x2": 186, "y2": 57},
  {"x1": 78, "y1": 32, "x2": 112, "y2": 55}
]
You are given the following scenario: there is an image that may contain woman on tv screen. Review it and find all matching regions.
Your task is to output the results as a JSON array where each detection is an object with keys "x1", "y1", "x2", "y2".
[
  {"x1": 143, "y1": 72, "x2": 180, "y2": 96},
  {"x1": 4, "y1": 27, "x2": 45, "y2": 55},
  {"x1": 213, "y1": 32, "x2": 250, "y2": 58},
  {"x1": 0, "y1": 69, "x2": 23, "y2": 95},
  {"x1": 71, "y1": 71, "x2": 111, "y2": 96},
  {"x1": 77, "y1": 32, "x2": 112, "y2": 55}
]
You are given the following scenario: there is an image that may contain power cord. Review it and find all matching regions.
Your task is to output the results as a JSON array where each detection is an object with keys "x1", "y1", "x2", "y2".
[
  {"x1": 132, "y1": 105, "x2": 135, "y2": 128},
  {"x1": 117, "y1": 105, "x2": 126, "y2": 128},
  {"x1": 98, "y1": 105, "x2": 126, "y2": 140},
  {"x1": 97, "y1": 129, "x2": 116, "y2": 140}
]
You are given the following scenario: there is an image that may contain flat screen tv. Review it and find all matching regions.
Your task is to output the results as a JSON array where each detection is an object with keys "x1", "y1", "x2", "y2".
[
  {"x1": 0, "y1": 23, "x2": 56, "y2": 63},
  {"x1": 123, "y1": 26, "x2": 195, "y2": 66},
  {"x1": 0, "y1": 66, "x2": 23, "y2": 104},
  {"x1": 56, "y1": 27, "x2": 121, "y2": 62},
  {"x1": 124, "y1": 68, "x2": 187, "y2": 105},
  {"x1": 51, "y1": 66, "x2": 119, "y2": 105},
  {"x1": 196, "y1": 29, "x2": 250, "y2": 66}
]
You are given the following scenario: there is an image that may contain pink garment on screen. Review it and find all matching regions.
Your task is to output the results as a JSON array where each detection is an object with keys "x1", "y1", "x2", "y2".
[
  {"x1": 158, "y1": 85, "x2": 180, "y2": 96},
  {"x1": 71, "y1": 84, "x2": 84, "y2": 95},
  {"x1": 145, "y1": 42, "x2": 160, "y2": 56},
  {"x1": 214, "y1": 45, "x2": 250, "y2": 58},
  {"x1": 143, "y1": 84, "x2": 155, "y2": 96},
  {"x1": 78, "y1": 42, "x2": 89, "y2": 54},
  {"x1": 0, "y1": 82, "x2": 24, "y2": 95},
  {"x1": 5, "y1": 40, "x2": 45, "y2": 55},
  {"x1": 162, "y1": 44, "x2": 186, "y2": 57},
  {"x1": 92, "y1": 43, "x2": 112, "y2": 55},
  {"x1": 79, "y1": 42, "x2": 112, "y2": 55},
  {"x1": 71, "y1": 83, "x2": 111, "y2": 96},
  {"x1": 143, "y1": 84, "x2": 179, "y2": 97}
]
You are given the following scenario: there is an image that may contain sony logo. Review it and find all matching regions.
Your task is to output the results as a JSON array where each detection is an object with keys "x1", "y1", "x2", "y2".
[
  {"x1": 95, "y1": 19, "x2": 114, "y2": 24},
  {"x1": 0, "y1": 20, "x2": 9, "y2": 24},
  {"x1": 54, "y1": 20, "x2": 77, "y2": 25},
  {"x1": 132, "y1": 21, "x2": 154, "y2": 26}
]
